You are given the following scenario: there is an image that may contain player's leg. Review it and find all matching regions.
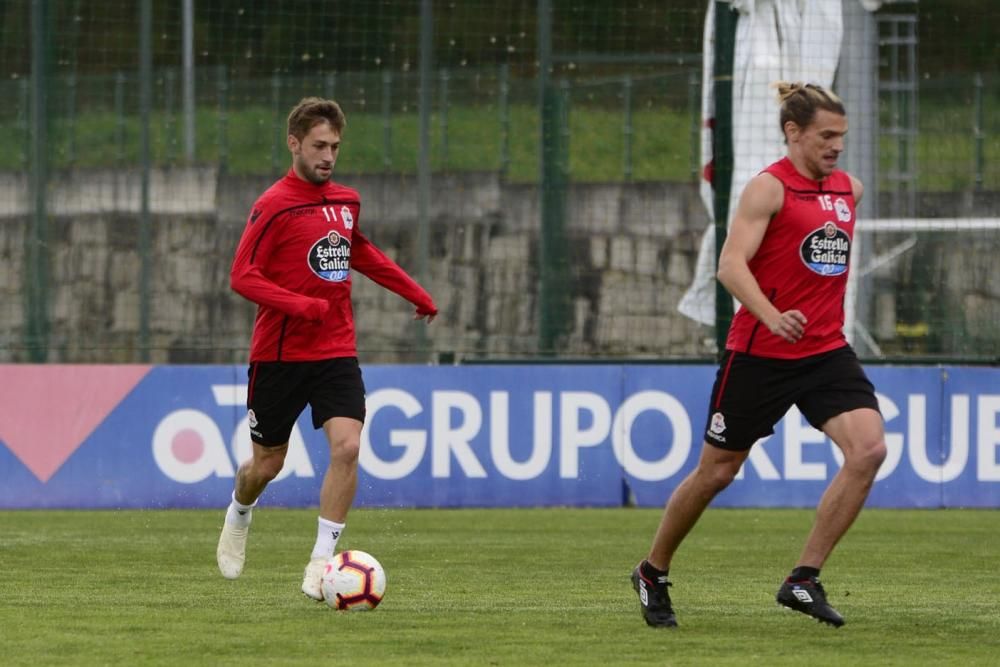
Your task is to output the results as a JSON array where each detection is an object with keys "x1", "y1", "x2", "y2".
[
  {"x1": 301, "y1": 358, "x2": 366, "y2": 600},
  {"x1": 775, "y1": 407, "x2": 884, "y2": 627},
  {"x1": 631, "y1": 441, "x2": 750, "y2": 627},
  {"x1": 647, "y1": 442, "x2": 750, "y2": 570},
  {"x1": 633, "y1": 350, "x2": 781, "y2": 628},
  {"x1": 632, "y1": 352, "x2": 803, "y2": 627},
  {"x1": 217, "y1": 442, "x2": 290, "y2": 579},
  {"x1": 318, "y1": 416, "x2": 363, "y2": 521},
  {"x1": 234, "y1": 441, "x2": 290, "y2": 505},
  {"x1": 797, "y1": 406, "x2": 886, "y2": 568},
  {"x1": 218, "y1": 361, "x2": 304, "y2": 580},
  {"x1": 777, "y1": 348, "x2": 885, "y2": 626},
  {"x1": 301, "y1": 416, "x2": 362, "y2": 600}
]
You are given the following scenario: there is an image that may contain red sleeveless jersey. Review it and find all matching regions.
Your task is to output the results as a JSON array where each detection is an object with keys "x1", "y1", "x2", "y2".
[{"x1": 725, "y1": 157, "x2": 856, "y2": 359}]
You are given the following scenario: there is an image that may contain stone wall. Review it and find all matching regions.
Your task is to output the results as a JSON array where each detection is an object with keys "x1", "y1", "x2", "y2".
[
  {"x1": 1, "y1": 169, "x2": 997, "y2": 363},
  {"x1": 0, "y1": 169, "x2": 712, "y2": 363}
]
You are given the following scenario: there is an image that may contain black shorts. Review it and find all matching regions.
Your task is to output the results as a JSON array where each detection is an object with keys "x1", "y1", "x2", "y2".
[
  {"x1": 703, "y1": 345, "x2": 880, "y2": 451},
  {"x1": 246, "y1": 357, "x2": 366, "y2": 446}
]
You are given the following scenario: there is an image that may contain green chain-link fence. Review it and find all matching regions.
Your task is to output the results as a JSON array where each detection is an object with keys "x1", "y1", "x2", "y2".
[{"x1": 1, "y1": 1, "x2": 998, "y2": 364}]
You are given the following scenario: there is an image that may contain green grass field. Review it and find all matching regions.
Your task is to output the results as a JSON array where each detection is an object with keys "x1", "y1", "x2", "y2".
[
  {"x1": 3, "y1": 508, "x2": 999, "y2": 666},
  {"x1": 3, "y1": 94, "x2": 997, "y2": 190}
]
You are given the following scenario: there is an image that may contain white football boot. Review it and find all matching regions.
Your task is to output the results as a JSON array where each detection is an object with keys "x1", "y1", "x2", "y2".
[
  {"x1": 301, "y1": 556, "x2": 328, "y2": 601},
  {"x1": 216, "y1": 514, "x2": 251, "y2": 579}
]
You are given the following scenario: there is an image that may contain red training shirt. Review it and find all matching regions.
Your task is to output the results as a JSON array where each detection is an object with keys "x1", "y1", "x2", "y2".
[
  {"x1": 725, "y1": 157, "x2": 856, "y2": 359},
  {"x1": 231, "y1": 170, "x2": 437, "y2": 362}
]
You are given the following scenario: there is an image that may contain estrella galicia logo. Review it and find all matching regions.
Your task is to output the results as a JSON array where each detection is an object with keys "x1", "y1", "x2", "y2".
[
  {"x1": 800, "y1": 222, "x2": 850, "y2": 276},
  {"x1": 309, "y1": 231, "x2": 351, "y2": 282}
]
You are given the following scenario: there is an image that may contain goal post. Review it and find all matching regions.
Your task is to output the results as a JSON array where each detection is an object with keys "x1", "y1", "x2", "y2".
[{"x1": 848, "y1": 217, "x2": 1000, "y2": 361}]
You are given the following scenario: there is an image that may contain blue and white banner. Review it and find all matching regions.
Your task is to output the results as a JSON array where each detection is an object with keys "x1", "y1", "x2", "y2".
[{"x1": 1, "y1": 364, "x2": 997, "y2": 509}]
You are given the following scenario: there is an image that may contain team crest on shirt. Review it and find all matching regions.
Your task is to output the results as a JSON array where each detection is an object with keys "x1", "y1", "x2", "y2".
[
  {"x1": 834, "y1": 197, "x2": 852, "y2": 223},
  {"x1": 800, "y1": 222, "x2": 850, "y2": 276},
  {"x1": 340, "y1": 205, "x2": 354, "y2": 229},
  {"x1": 309, "y1": 231, "x2": 351, "y2": 282},
  {"x1": 709, "y1": 412, "x2": 726, "y2": 434}
]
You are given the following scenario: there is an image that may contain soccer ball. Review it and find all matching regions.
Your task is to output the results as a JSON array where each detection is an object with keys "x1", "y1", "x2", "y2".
[{"x1": 321, "y1": 550, "x2": 387, "y2": 611}]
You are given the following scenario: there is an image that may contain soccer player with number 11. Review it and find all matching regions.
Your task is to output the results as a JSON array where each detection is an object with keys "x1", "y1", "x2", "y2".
[{"x1": 217, "y1": 97, "x2": 437, "y2": 601}]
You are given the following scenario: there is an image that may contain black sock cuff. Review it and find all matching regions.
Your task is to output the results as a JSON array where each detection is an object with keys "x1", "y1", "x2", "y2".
[
  {"x1": 641, "y1": 559, "x2": 668, "y2": 580},
  {"x1": 790, "y1": 566, "x2": 820, "y2": 581}
]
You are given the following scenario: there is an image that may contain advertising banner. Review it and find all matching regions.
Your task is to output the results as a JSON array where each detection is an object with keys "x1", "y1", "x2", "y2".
[{"x1": 1, "y1": 363, "x2": 997, "y2": 509}]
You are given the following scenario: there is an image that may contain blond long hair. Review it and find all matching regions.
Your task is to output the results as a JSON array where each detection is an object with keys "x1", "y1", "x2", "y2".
[{"x1": 773, "y1": 82, "x2": 845, "y2": 135}]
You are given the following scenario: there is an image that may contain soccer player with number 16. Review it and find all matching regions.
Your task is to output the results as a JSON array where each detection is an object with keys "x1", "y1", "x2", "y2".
[{"x1": 633, "y1": 82, "x2": 887, "y2": 629}]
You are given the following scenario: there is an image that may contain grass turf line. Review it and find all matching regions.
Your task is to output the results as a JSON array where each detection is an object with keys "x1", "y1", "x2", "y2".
[{"x1": 1, "y1": 507, "x2": 998, "y2": 666}]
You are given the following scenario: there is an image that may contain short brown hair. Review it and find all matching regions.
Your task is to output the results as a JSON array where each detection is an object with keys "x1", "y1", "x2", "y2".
[
  {"x1": 773, "y1": 82, "x2": 845, "y2": 134},
  {"x1": 287, "y1": 97, "x2": 346, "y2": 140}
]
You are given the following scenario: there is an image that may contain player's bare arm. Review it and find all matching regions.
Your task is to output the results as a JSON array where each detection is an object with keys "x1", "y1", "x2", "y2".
[
  {"x1": 849, "y1": 173, "x2": 864, "y2": 204},
  {"x1": 717, "y1": 172, "x2": 806, "y2": 344}
]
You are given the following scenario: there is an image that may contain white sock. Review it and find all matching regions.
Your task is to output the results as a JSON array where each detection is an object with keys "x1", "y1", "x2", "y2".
[
  {"x1": 225, "y1": 491, "x2": 256, "y2": 528},
  {"x1": 310, "y1": 517, "x2": 345, "y2": 560}
]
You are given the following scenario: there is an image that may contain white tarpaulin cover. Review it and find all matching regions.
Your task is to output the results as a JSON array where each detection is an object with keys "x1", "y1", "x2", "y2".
[{"x1": 678, "y1": 0, "x2": 880, "y2": 326}]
